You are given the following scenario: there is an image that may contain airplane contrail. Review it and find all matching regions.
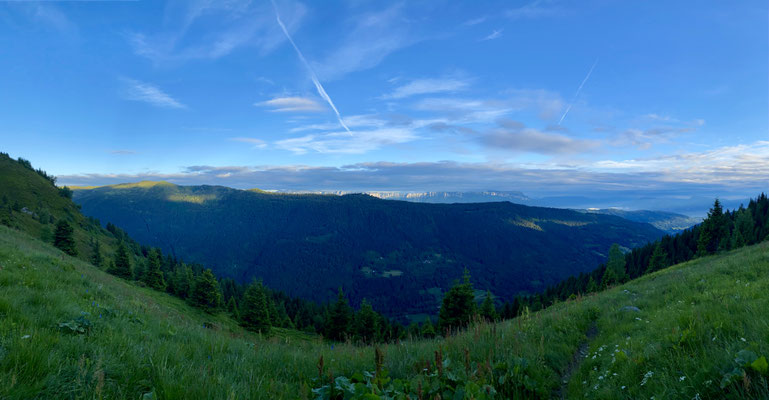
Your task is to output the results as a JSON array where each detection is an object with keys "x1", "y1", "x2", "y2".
[
  {"x1": 270, "y1": 0, "x2": 351, "y2": 134},
  {"x1": 558, "y1": 58, "x2": 599, "y2": 126}
]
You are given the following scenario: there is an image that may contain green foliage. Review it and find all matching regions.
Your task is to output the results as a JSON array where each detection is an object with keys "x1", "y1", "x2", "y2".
[
  {"x1": 189, "y1": 269, "x2": 222, "y2": 312},
  {"x1": 326, "y1": 288, "x2": 353, "y2": 341},
  {"x1": 90, "y1": 238, "x2": 103, "y2": 268},
  {"x1": 240, "y1": 281, "x2": 271, "y2": 333},
  {"x1": 227, "y1": 297, "x2": 240, "y2": 321},
  {"x1": 420, "y1": 319, "x2": 436, "y2": 339},
  {"x1": 439, "y1": 270, "x2": 476, "y2": 332},
  {"x1": 480, "y1": 291, "x2": 497, "y2": 322},
  {"x1": 73, "y1": 181, "x2": 664, "y2": 317},
  {"x1": 354, "y1": 299, "x2": 379, "y2": 344},
  {"x1": 143, "y1": 249, "x2": 166, "y2": 291},
  {"x1": 53, "y1": 219, "x2": 77, "y2": 256},
  {"x1": 601, "y1": 243, "x2": 625, "y2": 287},
  {"x1": 698, "y1": 198, "x2": 730, "y2": 255},
  {"x1": 58, "y1": 186, "x2": 73, "y2": 200},
  {"x1": 646, "y1": 242, "x2": 668, "y2": 273},
  {"x1": 108, "y1": 242, "x2": 132, "y2": 279}
]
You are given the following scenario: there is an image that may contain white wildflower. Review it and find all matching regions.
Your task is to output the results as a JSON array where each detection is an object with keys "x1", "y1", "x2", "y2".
[
  {"x1": 741, "y1": 337, "x2": 747, "y2": 342},
  {"x1": 21, "y1": 335, "x2": 30, "y2": 340},
  {"x1": 679, "y1": 376, "x2": 686, "y2": 381},
  {"x1": 621, "y1": 386, "x2": 626, "y2": 389}
]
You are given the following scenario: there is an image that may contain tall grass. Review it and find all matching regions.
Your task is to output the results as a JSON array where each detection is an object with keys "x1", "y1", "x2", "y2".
[{"x1": 1, "y1": 225, "x2": 768, "y2": 399}]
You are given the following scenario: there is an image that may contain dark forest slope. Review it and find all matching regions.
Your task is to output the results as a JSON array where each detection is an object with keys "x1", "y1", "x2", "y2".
[{"x1": 74, "y1": 182, "x2": 664, "y2": 318}]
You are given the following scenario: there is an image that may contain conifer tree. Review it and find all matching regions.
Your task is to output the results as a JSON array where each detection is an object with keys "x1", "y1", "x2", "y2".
[
  {"x1": 697, "y1": 199, "x2": 729, "y2": 255},
  {"x1": 90, "y1": 238, "x2": 103, "y2": 268},
  {"x1": 585, "y1": 276, "x2": 597, "y2": 293},
  {"x1": 227, "y1": 296, "x2": 240, "y2": 321},
  {"x1": 605, "y1": 243, "x2": 626, "y2": 283},
  {"x1": 354, "y1": 299, "x2": 379, "y2": 344},
  {"x1": 731, "y1": 208, "x2": 754, "y2": 249},
  {"x1": 53, "y1": 219, "x2": 77, "y2": 256},
  {"x1": 143, "y1": 248, "x2": 166, "y2": 291},
  {"x1": 108, "y1": 241, "x2": 132, "y2": 279},
  {"x1": 421, "y1": 318, "x2": 436, "y2": 338},
  {"x1": 172, "y1": 265, "x2": 193, "y2": 298},
  {"x1": 240, "y1": 281, "x2": 271, "y2": 333},
  {"x1": 646, "y1": 242, "x2": 668, "y2": 273},
  {"x1": 438, "y1": 269, "x2": 476, "y2": 332},
  {"x1": 480, "y1": 290, "x2": 497, "y2": 322},
  {"x1": 190, "y1": 269, "x2": 222, "y2": 313},
  {"x1": 325, "y1": 288, "x2": 353, "y2": 341}
]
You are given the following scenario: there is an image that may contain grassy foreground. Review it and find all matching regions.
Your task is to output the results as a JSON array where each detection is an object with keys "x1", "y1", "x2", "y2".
[{"x1": 0, "y1": 224, "x2": 767, "y2": 399}]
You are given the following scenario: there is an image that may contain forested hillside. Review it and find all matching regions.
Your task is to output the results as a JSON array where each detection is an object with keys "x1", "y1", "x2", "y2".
[
  {"x1": 0, "y1": 153, "x2": 400, "y2": 340},
  {"x1": 73, "y1": 182, "x2": 664, "y2": 319},
  {"x1": 2, "y1": 206, "x2": 767, "y2": 399}
]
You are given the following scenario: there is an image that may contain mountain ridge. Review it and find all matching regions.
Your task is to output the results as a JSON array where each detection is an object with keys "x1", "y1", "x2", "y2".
[{"x1": 73, "y1": 181, "x2": 665, "y2": 320}]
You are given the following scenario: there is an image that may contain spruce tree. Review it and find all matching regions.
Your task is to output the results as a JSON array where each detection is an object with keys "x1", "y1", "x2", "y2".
[
  {"x1": 646, "y1": 242, "x2": 668, "y2": 273},
  {"x1": 227, "y1": 297, "x2": 240, "y2": 321},
  {"x1": 325, "y1": 288, "x2": 353, "y2": 341},
  {"x1": 354, "y1": 299, "x2": 379, "y2": 344},
  {"x1": 143, "y1": 248, "x2": 166, "y2": 291},
  {"x1": 240, "y1": 281, "x2": 271, "y2": 333},
  {"x1": 438, "y1": 269, "x2": 476, "y2": 332},
  {"x1": 53, "y1": 219, "x2": 77, "y2": 256},
  {"x1": 697, "y1": 199, "x2": 729, "y2": 255},
  {"x1": 480, "y1": 290, "x2": 497, "y2": 322},
  {"x1": 190, "y1": 269, "x2": 222, "y2": 313},
  {"x1": 586, "y1": 276, "x2": 598, "y2": 293},
  {"x1": 605, "y1": 244, "x2": 626, "y2": 283},
  {"x1": 108, "y1": 242, "x2": 132, "y2": 279},
  {"x1": 421, "y1": 318, "x2": 436, "y2": 338},
  {"x1": 90, "y1": 238, "x2": 103, "y2": 268}
]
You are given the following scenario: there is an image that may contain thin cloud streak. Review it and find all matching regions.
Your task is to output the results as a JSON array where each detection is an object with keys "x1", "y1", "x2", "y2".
[
  {"x1": 558, "y1": 58, "x2": 598, "y2": 125},
  {"x1": 270, "y1": 0, "x2": 351, "y2": 133},
  {"x1": 121, "y1": 78, "x2": 185, "y2": 109}
]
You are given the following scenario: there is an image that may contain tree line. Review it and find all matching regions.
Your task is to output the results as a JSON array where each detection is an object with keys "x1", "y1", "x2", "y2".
[{"x1": 501, "y1": 196, "x2": 769, "y2": 316}]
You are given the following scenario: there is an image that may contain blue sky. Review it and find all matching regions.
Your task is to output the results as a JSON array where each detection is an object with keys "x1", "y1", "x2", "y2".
[{"x1": 1, "y1": 0, "x2": 767, "y2": 213}]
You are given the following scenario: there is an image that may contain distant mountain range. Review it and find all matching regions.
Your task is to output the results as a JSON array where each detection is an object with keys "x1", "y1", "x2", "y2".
[
  {"x1": 272, "y1": 190, "x2": 700, "y2": 234},
  {"x1": 73, "y1": 182, "x2": 665, "y2": 320}
]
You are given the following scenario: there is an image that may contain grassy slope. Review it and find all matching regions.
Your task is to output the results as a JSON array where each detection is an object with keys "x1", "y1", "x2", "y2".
[{"x1": 1, "y1": 222, "x2": 768, "y2": 399}]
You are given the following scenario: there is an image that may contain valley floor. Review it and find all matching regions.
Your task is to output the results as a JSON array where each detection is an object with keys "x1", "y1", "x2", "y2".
[{"x1": 0, "y1": 225, "x2": 767, "y2": 399}]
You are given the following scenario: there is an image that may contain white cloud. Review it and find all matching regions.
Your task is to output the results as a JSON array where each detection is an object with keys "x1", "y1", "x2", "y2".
[
  {"x1": 121, "y1": 79, "x2": 185, "y2": 109},
  {"x1": 128, "y1": 0, "x2": 307, "y2": 64},
  {"x1": 312, "y1": 4, "x2": 418, "y2": 81},
  {"x1": 381, "y1": 78, "x2": 471, "y2": 100},
  {"x1": 481, "y1": 29, "x2": 503, "y2": 41},
  {"x1": 275, "y1": 128, "x2": 417, "y2": 154},
  {"x1": 592, "y1": 141, "x2": 769, "y2": 185},
  {"x1": 480, "y1": 119, "x2": 599, "y2": 155},
  {"x1": 506, "y1": 0, "x2": 563, "y2": 19},
  {"x1": 255, "y1": 96, "x2": 325, "y2": 113}
]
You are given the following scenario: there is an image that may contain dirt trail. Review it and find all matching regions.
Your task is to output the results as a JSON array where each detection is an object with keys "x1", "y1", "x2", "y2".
[{"x1": 556, "y1": 322, "x2": 598, "y2": 399}]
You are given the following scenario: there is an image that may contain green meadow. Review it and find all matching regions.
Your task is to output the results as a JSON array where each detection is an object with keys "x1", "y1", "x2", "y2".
[{"x1": 1, "y1": 223, "x2": 767, "y2": 399}]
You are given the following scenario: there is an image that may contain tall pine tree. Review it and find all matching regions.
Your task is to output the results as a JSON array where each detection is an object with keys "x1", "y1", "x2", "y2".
[
  {"x1": 108, "y1": 241, "x2": 132, "y2": 279},
  {"x1": 438, "y1": 269, "x2": 476, "y2": 332},
  {"x1": 90, "y1": 238, "x2": 103, "y2": 268},
  {"x1": 325, "y1": 288, "x2": 353, "y2": 341},
  {"x1": 143, "y1": 248, "x2": 166, "y2": 291},
  {"x1": 240, "y1": 281, "x2": 271, "y2": 333},
  {"x1": 354, "y1": 299, "x2": 379, "y2": 344},
  {"x1": 601, "y1": 244, "x2": 626, "y2": 287},
  {"x1": 190, "y1": 269, "x2": 222, "y2": 312},
  {"x1": 479, "y1": 290, "x2": 497, "y2": 322},
  {"x1": 53, "y1": 220, "x2": 77, "y2": 256},
  {"x1": 697, "y1": 199, "x2": 729, "y2": 255}
]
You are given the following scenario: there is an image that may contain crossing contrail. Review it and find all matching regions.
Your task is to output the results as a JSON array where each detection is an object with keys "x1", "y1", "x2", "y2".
[
  {"x1": 558, "y1": 58, "x2": 599, "y2": 126},
  {"x1": 271, "y1": 0, "x2": 351, "y2": 134}
]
